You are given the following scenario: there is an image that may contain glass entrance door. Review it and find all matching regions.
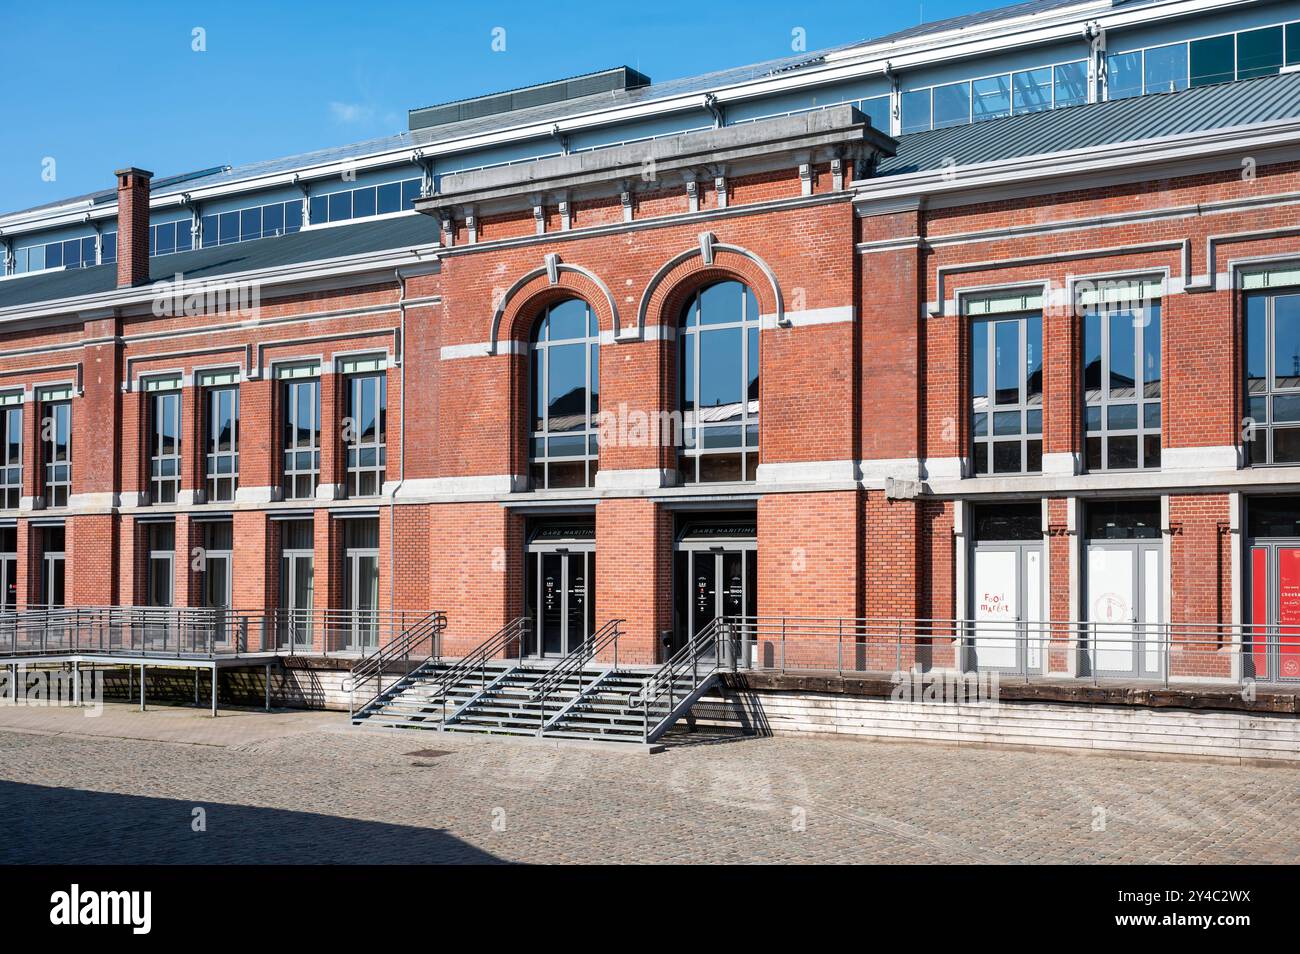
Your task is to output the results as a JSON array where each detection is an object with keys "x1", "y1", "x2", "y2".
[
  {"x1": 1248, "y1": 542, "x2": 1300, "y2": 682},
  {"x1": 344, "y1": 549, "x2": 379, "y2": 652},
  {"x1": 280, "y1": 551, "x2": 314, "y2": 650},
  {"x1": 1085, "y1": 542, "x2": 1162, "y2": 677},
  {"x1": 676, "y1": 548, "x2": 756, "y2": 658},
  {"x1": 525, "y1": 550, "x2": 594, "y2": 657}
]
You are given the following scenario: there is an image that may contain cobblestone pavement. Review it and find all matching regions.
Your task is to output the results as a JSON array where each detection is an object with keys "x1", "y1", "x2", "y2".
[{"x1": 0, "y1": 704, "x2": 1295, "y2": 864}]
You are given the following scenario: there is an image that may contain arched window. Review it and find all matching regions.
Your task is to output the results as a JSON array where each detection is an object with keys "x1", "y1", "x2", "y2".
[
  {"x1": 530, "y1": 298, "x2": 599, "y2": 489},
  {"x1": 679, "y1": 280, "x2": 760, "y2": 483}
]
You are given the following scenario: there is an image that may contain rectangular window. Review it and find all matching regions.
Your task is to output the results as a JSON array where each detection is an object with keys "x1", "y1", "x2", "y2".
[
  {"x1": 1237, "y1": 25, "x2": 1283, "y2": 80},
  {"x1": 971, "y1": 312, "x2": 1042, "y2": 476},
  {"x1": 900, "y1": 88, "x2": 932, "y2": 133},
  {"x1": 205, "y1": 386, "x2": 239, "y2": 502},
  {"x1": 0, "y1": 405, "x2": 21, "y2": 509},
  {"x1": 1143, "y1": 43, "x2": 1189, "y2": 94},
  {"x1": 150, "y1": 389, "x2": 181, "y2": 503},
  {"x1": 1107, "y1": 50, "x2": 1144, "y2": 99},
  {"x1": 1053, "y1": 60, "x2": 1088, "y2": 107},
  {"x1": 1012, "y1": 67, "x2": 1053, "y2": 113},
  {"x1": 932, "y1": 81, "x2": 971, "y2": 128},
  {"x1": 42, "y1": 400, "x2": 71, "y2": 508},
  {"x1": 1245, "y1": 290, "x2": 1300, "y2": 465},
  {"x1": 1084, "y1": 302, "x2": 1162, "y2": 471},
  {"x1": 345, "y1": 373, "x2": 386, "y2": 497},
  {"x1": 860, "y1": 95, "x2": 891, "y2": 131},
  {"x1": 283, "y1": 378, "x2": 321, "y2": 499},
  {"x1": 972, "y1": 74, "x2": 1012, "y2": 120},
  {"x1": 1190, "y1": 33, "x2": 1236, "y2": 87},
  {"x1": 146, "y1": 523, "x2": 175, "y2": 608},
  {"x1": 1288, "y1": 22, "x2": 1300, "y2": 66}
]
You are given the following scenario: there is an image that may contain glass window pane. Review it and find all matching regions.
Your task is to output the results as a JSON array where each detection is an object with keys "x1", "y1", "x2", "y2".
[
  {"x1": 972, "y1": 74, "x2": 1011, "y2": 120},
  {"x1": 1108, "y1": 435, "x2": 1139, "y2": 469},
  {"x1": 1025, "y1": 315, "x2": 1042, "y2": 404},
  {"x1": 1012, "y1": 67, "x2": 1052, "y2": 113},
  {"x1": 1237, "y1": 26, "x2": 1283, "y2": 80},
  {"x1": 1274, "y1": 427, "x2": 1300, "y2": 463},
  {"x1": 241, "y1": 208, "x2": 261, "y2": 241},
  {"x1": 218, "y1": 212, "x2": 238, "y2": 245},
  {"x1": 972, "y1": 322, "x2": 988, "y2": 401},
  {"x1": 1273, "y1": 393, "x2": 1300, "y2": 423},
  {"x1": 201, "y1": 215, "x2": 218, "y2": 247},
  {"x1": 1274, "y1": 295, "x2": 1300, "y2": 389},
  {"x1": 327, "y1": 191, "x2": 351, "y2": 222},
  {"x1": 698, "y1": 328, "x2": 744, "y2": 409},
  {"x1": 932, "y1": 81, "x2": 970, "y2": 128},
  {"x1": 284, "y1": 201, "x2": 303, "y2": 233},
  {"x1": 1108, "y1": 51, "x2": 1144, "y2": 99},
  {"x1": 1053, "y1": 60, "x2": 1088, "y2": 107},
  {"x1": 1247, "y1": 295, "x2": 1269, "y2": 394},
  {"x1": 993, "y1": 320, "x2": 1020, "y2": 405},
  {"x1": 546, "y1": 344, "x2": 587, "y2": 430},
  {"x1": 1107, "y1": 404, "x2": 1138, "y2": 429},
  {"x1": 1142, "y1": 305, "x2": 1161, "y2": 398},
  {"x1": 1289, "y1": 22, "x2": 1300, "y2": 67},
  {"x1": 901, "y1": 88, "x2": 931, "y2": 133},
  {"x1": 1144, "y1": 43, "x2": 1188, "y2": 93},
  {"x1": 377, "y1": 182, "x2": 401, "y2": 215},
  {"x1": 101, "y1": 232, "x2": 117, "y2": 262},
  {"x1": 992, "y1": 410, "x2": 1021, "y2": 435},
  {"x1": 1084, "y1": 311, "x2": 1103, "y2": 401},
  {"x1": 699, "y1": 281, "x2": 743, "y2": 325},
  {"x1": 861, "y1": 95, "x2": 890, "y2": 130},
  {"x1": 309, "y1": 195, "x2": 327, "y2": 224},
  {"x1": 547, "y1": 299, "x2": 589, "y2": 340},
  {"x1": 1190, "y1": 34, "x2": 1236, "y2": 86},
  {"x1": 992, "y1": 441, "x2": 1022, "y2": 473},
  {"x1": 354, "y1": 187, "x2": 376, "y2": 219},
  {"x1": 263, "y1": 203, "x2": 284, "y2": 237},
  {"x1": 402, "y1": 179, "x2": 421, "y2": 209},
  {"x1": 1109, "y1": 310, "x2": 1137, "y2": 398}
]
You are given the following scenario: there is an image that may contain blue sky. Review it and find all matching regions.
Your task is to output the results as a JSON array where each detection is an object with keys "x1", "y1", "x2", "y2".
[{"x1": 0, "y1": 0, "x2": 999, "y2": 213}]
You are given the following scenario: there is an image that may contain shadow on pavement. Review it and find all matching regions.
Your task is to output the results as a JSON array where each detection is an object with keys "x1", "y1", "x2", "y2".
[{"x1": 0, "y1": 780, "x2": 506, "y2": 864}]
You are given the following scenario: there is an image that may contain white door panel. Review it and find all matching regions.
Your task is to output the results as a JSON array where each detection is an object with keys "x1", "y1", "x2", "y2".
[
  {"x1": 1088, "y1": 546, "x2": 1135, "y2": 673},
  {"x1": 973, "y1": 549, "x2": 1018, "y2": 669}
]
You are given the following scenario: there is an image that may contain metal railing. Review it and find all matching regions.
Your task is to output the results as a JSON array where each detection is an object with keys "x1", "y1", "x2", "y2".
[
  {"x1": 0, "y1": 605, "x2": 251, "y2": 658},
  {"x1": 724, "y1": 616, "x2": 1300, "y2": 687},
  {"x1": 425, "y1": 616, "x2": 533, "y2": 726},
  {"x1": 345, "y1": 610, "x2": 447, "y2": 719},
  {"x1": 0, "y1": 605, "x2": 448, "y2": 662},
  {"x1": 531, "y1": 618, "x2": 623, "y2": 736},
  {"x1": 257, "y1": 608, "x2": 438, "y2": 656},
  {"x1": 630, "y1": 616, "x2": 732, "y2": 743}
]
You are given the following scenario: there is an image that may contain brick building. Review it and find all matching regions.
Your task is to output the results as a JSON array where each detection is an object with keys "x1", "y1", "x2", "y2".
[{"x1": 3, "y1": 0, "x2": 1300, "y2": 720}]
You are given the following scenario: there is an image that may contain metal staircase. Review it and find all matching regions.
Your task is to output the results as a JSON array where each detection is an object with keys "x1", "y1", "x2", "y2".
[{"x1": 350, "y1": 615, "x2": 732, "y2": 748}]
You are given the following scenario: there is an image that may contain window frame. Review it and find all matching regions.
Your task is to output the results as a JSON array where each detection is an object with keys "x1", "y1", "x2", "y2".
[
  {"x1": 149, "y1": 389, "x2": 182, "y2": 504},
  {"x1": 678, "y1": 280, "x2": 761, "y2": 485},
  {"x1": 41, "y1": 399, "x2": 71, "y2": 508},
  {"x1": 970, "y1": 310, "x2": 1043, "y2": 477},
  {"x1": 344, "y1": 372, "x2": 387, "y2": 498},
  {"x1": 528, "y1": 299, "x2": 601, "y2": 491},
  {"x1": 0, "y1": 405, "x2": 21, "y2": 509},
  {"x1": 1245, "y1": 288, "x2": 1300, "y2": 467},
  {"x1": 282, "y1": 377, "x2": 321, "y2": 500},
  {"x1": 205, "y1": 385, "x2": 240, "y2": 503},
  {"x1": 1083, "y1": 300, "x2": 1162, "y2": 472}
]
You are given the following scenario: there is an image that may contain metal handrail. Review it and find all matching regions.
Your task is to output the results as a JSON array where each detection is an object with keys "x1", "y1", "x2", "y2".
[
  {"x1": 629, "y1": 616, "x2": 729, "y2": 742},
  {"x1": 531, "y1": 618, "x2": 624, "y2": 737},
  {"x1": 724, "y1": 615, "x2": 1300, "y2": 686},
  {"x1": 529, "y1": 618, "x2": 624, "y2": 701},
  {"x1": 425, "y1": 616, "x2": 532, "y2": 726},
  {"x1": 345, "y1": 611, "x2": 447, "y2": 717}
]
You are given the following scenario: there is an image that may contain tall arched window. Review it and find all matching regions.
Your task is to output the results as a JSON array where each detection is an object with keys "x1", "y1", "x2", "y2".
[
  {"x1": 679, "y1": 280, "x2": 760, "y2": 483},
  {"x1": 530, "y1": 298, "x2": 600, "y2": 489}
]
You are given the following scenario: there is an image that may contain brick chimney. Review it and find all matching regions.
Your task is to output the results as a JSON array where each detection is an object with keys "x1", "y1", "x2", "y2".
[{"x1": 115, "y1": 167, "x2": 153, "y2": 288}]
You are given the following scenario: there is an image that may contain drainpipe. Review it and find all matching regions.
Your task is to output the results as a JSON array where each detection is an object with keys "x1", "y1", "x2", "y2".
[{"x1": 390, "y1": 266, "x2": 411, "y2": 619}]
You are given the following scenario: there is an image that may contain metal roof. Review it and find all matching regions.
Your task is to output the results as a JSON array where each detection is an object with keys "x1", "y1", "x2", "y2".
[
  {"x1": 0, "y1": 1, "x2": 1158, "y2": 220},
  {"x1": 0, "y1": 214, "x2": 437, "y2": 312},
  {"x1": 878, "y1": 69, "x2": 1300, "y2": 176},
  {"x1": 868, "y1": 0, "x2": 1099, "y2": 46}
]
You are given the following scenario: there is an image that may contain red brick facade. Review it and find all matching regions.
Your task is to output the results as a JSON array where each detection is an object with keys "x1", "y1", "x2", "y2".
[{"x1": 4, "y1": 124, "x2": 1299, "y2": 683}]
